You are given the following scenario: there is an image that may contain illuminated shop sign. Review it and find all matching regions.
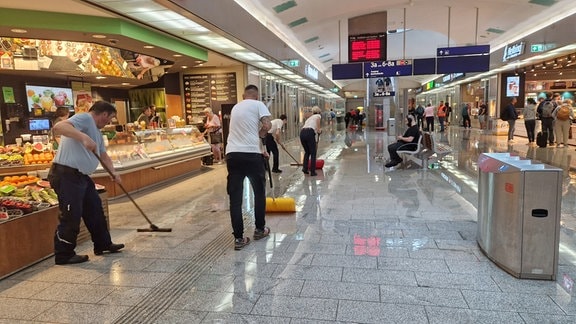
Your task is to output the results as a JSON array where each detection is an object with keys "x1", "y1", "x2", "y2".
[
  {"x1": 305, "y1": 64, "x2": 319, "y2": 80},
  {"x1": 503, "y1": 42, "x2": 525, "y2": 62}
]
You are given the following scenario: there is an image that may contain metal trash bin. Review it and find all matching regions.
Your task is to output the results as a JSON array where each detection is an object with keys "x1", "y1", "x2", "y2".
[
  {"x1": 477, "y1": 153, "x2": 563, "y2": 280},
  {"x1": 387, "y1": 118, "x2": 395, "y2": 135}
]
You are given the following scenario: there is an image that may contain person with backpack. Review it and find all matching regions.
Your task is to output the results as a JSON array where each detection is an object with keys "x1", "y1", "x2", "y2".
[
  {"x1": 553, "y1": 99, "x2": 573, "y2": 148},
  {"x1": 415, "y1": 104, "x2": 425, "y2": 129},
  {"x1": 537, "y1": 92, "x2": 558, "y2": 146},
  {"x1": 504, "y1": 97, "x2": 518, "y2": 143}
]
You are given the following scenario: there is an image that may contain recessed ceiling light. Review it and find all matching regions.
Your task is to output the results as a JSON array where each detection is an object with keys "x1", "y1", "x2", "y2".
[
  {"x1": 10, "y1": 29, "x2": 27, "y2": 34},
  {"x1": 92, "y1": 34, "x2": 107, "y2": 39},
  {"x1": 95, "y1": 76, "x2": 107, "y2": 79},
  {"x1": 143, "y1": 45, "x2": 155, "y2": 49},
  {"x1": 181, "y1": 66, "x2": 188, "y2": 69},
  {"x1": 173, "y1": 54, "x2": 182, "y2": 57},
  {"x1": 121, "y1": 82, "x2": 130, "y2": 86},
  {"x1": 194, "y1": 60, "x2": 204, "y2": 63}
]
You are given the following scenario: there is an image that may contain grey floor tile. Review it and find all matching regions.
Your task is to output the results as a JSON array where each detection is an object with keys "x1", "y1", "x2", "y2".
[
  {"x1": 97, "y1": 286, "x2": 152, "y2": 307},
  {"x1": 91, "y1": 270, "x2": 171, "y2": 288},
  {"x1": 32, "y1": 282, "x2": 115, "y2": 303},
  {"x1": 337, "y1": 300, "x2": 428, "y2": 323},
  {"x1": 8, "y1": 266, "x2": 104, "y2": 284},
  {"x1": 380, "y1": 285, "x2": 467, "y2": 308},
  {"x1": 445, "y1": 259, "x2": 505, "y2": 275},
  {"x1": 208, "y1": 259, "x2": 279, "y2": 278},
  {"x1": 33, "y1": 302, "x2": 129, "y2": 323},
  {"x1": 272, "y1": 264, "x2": 342, "y2": 281},
  {"x1": 252, "y1": 295, "x2": 337, "y2": 321},
  {"x1": 144, "y1": 259, "x2": 190, "y2": 272},
  {"x1": 285, "y1": 242, "x2": 347, "y2": 255},
  {"x1": 0, "y1": 280, "x2": 53, "y2": 298},
  {"x1": 201, "y1": 312, "x2": 291, "y2": 324},
  {"x1": 491, "y1": 271, "x2": 562, "y2": 295},
  {"x1": 345, "y1": 245, "x2": 410, "y2": 258},
  {"x1": 233, "y1": 277, "x2": 304, "y2": 296},
  {"x1": 171, "y1": 291, "x2": 256, "y2": 314},
  {"x1": 192, "y1": 274, "x2": 235, "y2": 292},
  {"x1": 408, "y1": 248, "x2": 480, "y2": 261},
  {"x1": 426, "y1": 306, "x2": 525, "y2": 324},
  {"x1": 378, "y1": 256, "x2": 450, "y2": 272},
  {"x1": 0, "y1": 297, "x2": 56, "y2": 320},
  {"x1": 435, "y1": 238, "x2": 480, "y2": 251},
  {"x1": 415, "y1": 272, "x2": 501, "y2": 291},
  {"x1": 520, "y1": 313, "x2": 576, "y2": 324},
  {"x1": 462, "y1": 290, "x2": 565, "y2": 315},
  {"x1": 154, "y1": 309, "x2": 206, "y2": 324},
  {"x1": 82, "y1": 255, "x2": 157, "y2": 272},
  {"x1": 310, "y1": 254, "x2": 378, "y2": 268},
  {"x1": 343, "y1": 267, "x2": 417, "y2": 286},
  {"x1": 301, "y1": 280, "x2": 379, "y2": 301}
]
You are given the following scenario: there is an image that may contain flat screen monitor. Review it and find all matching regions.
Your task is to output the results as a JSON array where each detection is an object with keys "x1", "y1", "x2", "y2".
[
  {"x1": 29, "y1": 119, "x2": 51, "y2": 131},
  {"x1": 25, "y1": 85, "x2": 73, "y2": 112}
]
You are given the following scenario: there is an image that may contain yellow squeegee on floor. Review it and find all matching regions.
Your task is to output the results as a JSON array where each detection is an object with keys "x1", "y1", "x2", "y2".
[{"x1": 265, "y1": 158, "x2": 296, "y2": 213}]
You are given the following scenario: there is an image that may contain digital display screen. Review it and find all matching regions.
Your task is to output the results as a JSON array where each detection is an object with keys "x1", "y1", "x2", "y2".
[
  {"x1": 506, "y1": 76, "x2": 520, "y2": 97},
  {"x1": 25, "y1": 85, "x2": 73, "y2": 112},
  {"x1": 29, "y1": 119, "x2": 51, "y2": 131},
  {"x1": 348, "y1": 33, "x2": 386, "y2": 62}
]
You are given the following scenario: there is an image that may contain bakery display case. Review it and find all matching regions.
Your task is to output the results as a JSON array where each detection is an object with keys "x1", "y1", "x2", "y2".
[{"x1": 93, "y1": 125, "x2": 212, "y2": 197}]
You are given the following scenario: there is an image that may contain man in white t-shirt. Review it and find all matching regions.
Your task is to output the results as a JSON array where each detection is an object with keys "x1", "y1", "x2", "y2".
[
  {"x1": 225, "y1": 85, "x2": 272, "y2": 250},
  {"x1": 266, "y1": 114, "x2": 287, "y2": 173}
]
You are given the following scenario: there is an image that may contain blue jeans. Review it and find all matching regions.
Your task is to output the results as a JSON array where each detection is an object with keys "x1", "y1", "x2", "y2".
[
  {"x1": 226, "y1": 153, "x2": 266, "y2": 239},
  {"x1": 49, "y1": 164, "x2": 112, "y2": 262}
]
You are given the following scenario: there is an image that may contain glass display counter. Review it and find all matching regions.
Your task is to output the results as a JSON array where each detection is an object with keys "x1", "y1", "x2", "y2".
[{"x1": 94, "y1": 125, "x2": 212, "y2": 197}]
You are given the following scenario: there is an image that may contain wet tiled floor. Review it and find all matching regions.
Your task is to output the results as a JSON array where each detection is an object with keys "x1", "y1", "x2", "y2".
[{"x1": 1, "y1": 124, "x2": 576, "y2": 323}]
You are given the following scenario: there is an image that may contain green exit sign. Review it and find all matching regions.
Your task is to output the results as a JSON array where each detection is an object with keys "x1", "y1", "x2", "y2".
[
  {"x1": 531, "y1": 43, "x2": 556, "y2": 53},
  {"x1": 531, "y1": 44, "x2": 544, "y2": 53},
  {"x1": 282, "y1": 59, "x2": 300, "y2": 67}
]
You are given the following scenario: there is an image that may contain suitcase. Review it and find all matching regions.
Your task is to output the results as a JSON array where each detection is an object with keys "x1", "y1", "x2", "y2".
[
  {"x1": 536, "y1": 131, "x2": 547, "y2": 148},
  {"x1": 307, "y1": 159, "x2": 325, "y2": 169}
]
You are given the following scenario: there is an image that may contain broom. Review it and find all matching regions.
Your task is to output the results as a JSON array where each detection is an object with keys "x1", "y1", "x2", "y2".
[{"x1": 264, "y1": 156, "x2": 296, "y2": 213}]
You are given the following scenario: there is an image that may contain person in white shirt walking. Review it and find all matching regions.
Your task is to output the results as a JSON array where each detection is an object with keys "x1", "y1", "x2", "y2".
[{"x1": 266, "y1": 114, "x2": 287, "y2": 173}]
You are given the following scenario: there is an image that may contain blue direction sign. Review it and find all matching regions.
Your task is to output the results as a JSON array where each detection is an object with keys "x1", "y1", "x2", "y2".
[
  {"x1": 437, "y1": 45, "x2": 490, "y2": 57},
  {"x1": 373, "y1": 91, "x2": 395, "y2": 97},
  {"x1": 364, "y1": 60, "x2": 412, "y2": 78}
]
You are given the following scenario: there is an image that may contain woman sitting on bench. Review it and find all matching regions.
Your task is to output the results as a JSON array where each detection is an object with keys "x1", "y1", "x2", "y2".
[{"x1": 385, "y1": 115, "x2": 420, "y2": 168}]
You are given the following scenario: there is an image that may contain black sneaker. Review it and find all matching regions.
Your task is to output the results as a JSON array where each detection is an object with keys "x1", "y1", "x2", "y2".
[
  {"x1": 272, "y1": 169, "x2": 282, "y2": 173},
  {"x1": 55, "y1": 254, "x2": 89, "y2": 265},
  {"x1": 94, "y1": 243, "x2": 125, "y2": 256}
]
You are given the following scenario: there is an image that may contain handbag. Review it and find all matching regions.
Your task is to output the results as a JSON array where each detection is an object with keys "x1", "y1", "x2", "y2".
[{"x1": 210, "y1": 131, "x2": 222, "y2": 144}]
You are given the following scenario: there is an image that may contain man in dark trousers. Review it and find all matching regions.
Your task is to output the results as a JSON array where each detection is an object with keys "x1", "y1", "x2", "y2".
[
  {"x1": 49, "y1": 101, "x2": 124, "y2": 265},
  {"x1": 385, "y1": 115, "x2": 420, "y2": 168},
  {"x1": 225, "y1": 85, "x2": 272, "y2": 250}
]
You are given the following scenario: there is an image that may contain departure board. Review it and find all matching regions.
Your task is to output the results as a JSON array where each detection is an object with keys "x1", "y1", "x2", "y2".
[{"x1": 348, "y1": 33, "x2": 386, "y2": 63}]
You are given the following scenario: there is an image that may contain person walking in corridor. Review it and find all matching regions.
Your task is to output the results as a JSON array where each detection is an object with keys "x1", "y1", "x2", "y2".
[
  {"x1": 424, "y1": 103, "x2": 435, "y2": 132},
  {"x1": 504, "y1": 97, "x2": 518, "y2": 143},
  {"x1": 225, "y1": 85, "x2": 271, "y2": 250},
  {"x1": 523, "y1": 98, "x2": 538, "y2": 145}
]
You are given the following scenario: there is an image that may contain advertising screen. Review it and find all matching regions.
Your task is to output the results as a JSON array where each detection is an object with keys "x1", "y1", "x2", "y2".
[
  {"x1": 506, "y1": 76, "x2": 520, "y2": 97},
  {"x1": 25, "y1": 85, "x2": 73, "y2": 113}
]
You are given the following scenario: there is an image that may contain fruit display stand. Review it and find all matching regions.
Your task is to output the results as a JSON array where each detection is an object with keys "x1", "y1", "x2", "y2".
[
  {"x1": 0, "y1": 191, "x2": 109, "y2": 279},
  {"x1": 92, "y1": 126, "x2": 211, "y2": 198}
]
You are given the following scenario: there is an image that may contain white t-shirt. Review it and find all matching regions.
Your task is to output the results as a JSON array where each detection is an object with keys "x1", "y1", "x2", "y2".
[
  {"x1": 225, "y1": 99, "x2": 271, "y2": 154},
  {"x1": 424, "y1": 106, "x2": 435, "y2": 117},
  {"x1": 302, "y1": 114, "x2": 321, "y2": 133},
  {"x1": 268, "y1": 119, "x2": 283, "y2": 134}
]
